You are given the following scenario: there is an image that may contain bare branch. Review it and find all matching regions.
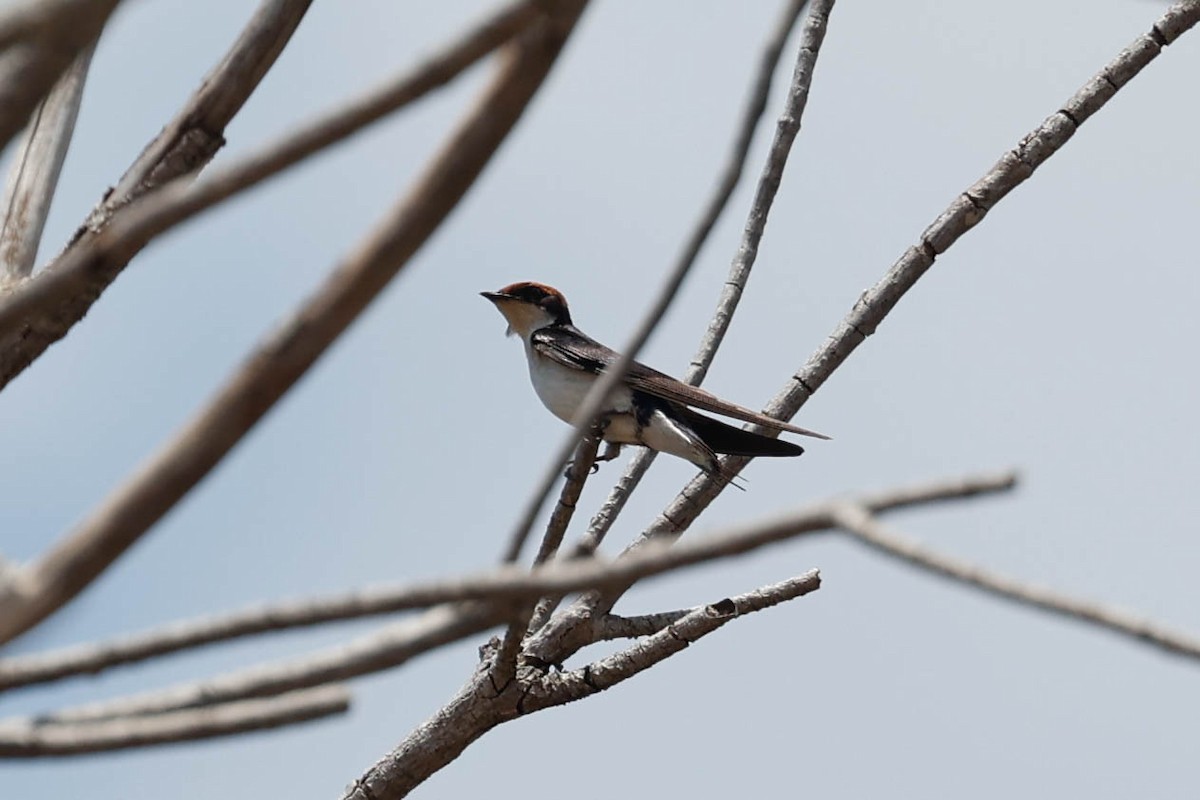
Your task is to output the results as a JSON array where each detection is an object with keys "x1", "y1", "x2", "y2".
[
  {"x1": 593, "y1": 610, "x2": 691, "y2": 640},
  {"x1": 0, "y1": 0, "x2": 312, "y2": 388},
  {"x1": 346, "y1": 572, "x2": 820, "y2": 799},
  {"x1": 0, "y1": 0, "x2": 588, "y2": 648},
  {"x1": 577, "y1": 0, "x2": 834, "y2": 557},
  {"x1": 0, "y1": 0, "x2": 544, "y2": 391},
  {"x1": 627, "y1": 0, "x2": 1200, "y2": 554},
  {"x1": 10, "y1": 470, "x2": 1012, "y2": 710},
  {"x1": 532, "y1": 434, "x2": 602, "y2": 568},
  {"x1": 526, "y1": 571, "x2": 821, "y2": 710},
  {"x1": 0, "y1": 592, "x2": 501, "y2": 694},
  {"x1": 0, "y1": 44, "x2": 93, "y2": 284},
  {"x1": 39, "y1": 604, "x2": 500, "y2": 723},
  {"x1": 830, "y1": 503, "x2": 1200, "y2": 662},
  {"x1": 523, "y1": 433, "x2": 603, "y2": 634},
  {"x1": 0, "y1": 0, "x2": 118, "y2": 153},
  {"x1": 492, "y1": 433, "x2": 601, "y2": 687},
  {"x1": 0, "y1": 686, "x2": 349, "y2": 758}
]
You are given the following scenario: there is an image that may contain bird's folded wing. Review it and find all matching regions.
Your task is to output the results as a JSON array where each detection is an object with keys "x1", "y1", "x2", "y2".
[
  {"x1": 624, "y1": 369, "x2": 829, "y2": 438},
  {"x1": 531, "y1": 327, "x2": 830, "y2": 440}
]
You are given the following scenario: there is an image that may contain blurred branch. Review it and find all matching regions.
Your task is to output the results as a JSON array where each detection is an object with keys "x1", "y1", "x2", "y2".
[
  {"x1": 0, "y1": 686, "x2": 349, "y2": 758},
  {"x1": 7, "y1": 470, "x2": 1012, "y2": 712},
  {"x1": 577, "y1": 0, "x2": 832, "y2": 557},
  {"x1": 39, "y1": 604, "x2": 501, "y2": 723},
  {"x1": 829, "y1": 504, "x2": 1200, "y2": 662},
  {"x1": 0, "y1": 44, "x2": 93, "y2": 284},
  {"x1": 0, "y1": 0, "x2": 118, "y2": 153},
  {"x1": 0, "y1": 0, "x2": 587, "y2": 648},
  {"x1": 0, "y1": 0, "x2": 313, "y2": 387},
  {"x1": 0, "y1": 0, "x2": 543, "y2": 390},
  {"x1": 345, "y1": 571, "x2": 820, "y2": 799},
  {"x1": 499, "y1": 0, "x2": 823, "y2": 565}
]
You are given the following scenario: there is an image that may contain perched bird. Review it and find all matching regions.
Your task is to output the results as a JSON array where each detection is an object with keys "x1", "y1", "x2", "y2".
[{"x1": 482, "y1": 281, "x2": 828, "y2": 481}]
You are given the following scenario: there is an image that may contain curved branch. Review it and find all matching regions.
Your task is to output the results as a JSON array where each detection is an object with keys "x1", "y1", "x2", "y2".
[{"x1": 0, "y1": 0, "x2": 588, "y2": 647}]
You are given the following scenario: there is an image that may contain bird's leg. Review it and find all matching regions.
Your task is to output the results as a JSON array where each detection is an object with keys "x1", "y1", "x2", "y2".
[
  {"x1": 589, "y1": 415, "x2": 622, "y2": 472},
  {"x1": 564, "y1": 416, "x2": 618, "y2": 477},
  {"x1": 595, "y1": 440, "x2": 622, "y2": 463}
]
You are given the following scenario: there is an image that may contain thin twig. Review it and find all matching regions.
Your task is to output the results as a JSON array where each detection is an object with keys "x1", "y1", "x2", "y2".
[
  {"x1": 11, "y1": 470, "x2": 1013, "y2": 711},
  {"x1": 0, "y1": 0, "x2": 587, "y2": 648},
  {"x1": 0, "y1": 685, "x2": 349, "y2": 758},
  {"x1": 577, "y1": 0, "x2": 831, "y2": 557},
  {"x1": 0, "y1": 0, "x2": 118, "y2": 153},
  {"x1": 345, "y1": 571, "x2": 820, "y2": 799},
  {"x1": 0, "y1": 0, "x2": 543, "y2": 391},
  {"x1": 524, "y1": 434, "x2": 602, "y2": 634},
  {"x1": 830, "y1": 503, "x2": 1200, "y2": 662},
  {"x1": 0, "y1": 44, "x2": 93, "y2": 284},
  {"x1": 493, "y1": 433, "x2": 601, "y2": 687}
]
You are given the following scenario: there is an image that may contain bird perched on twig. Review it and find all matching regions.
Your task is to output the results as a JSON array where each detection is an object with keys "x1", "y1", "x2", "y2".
[{"x1": 482, "y1": 281, "x2": 828, "y2": 483}]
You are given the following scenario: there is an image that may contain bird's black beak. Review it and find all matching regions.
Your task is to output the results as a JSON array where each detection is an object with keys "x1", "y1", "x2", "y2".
[{"x1": 481, "y1": 291, "x2": 515, "y2": 336}]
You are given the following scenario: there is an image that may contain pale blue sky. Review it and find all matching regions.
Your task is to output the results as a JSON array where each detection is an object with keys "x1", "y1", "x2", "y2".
[{"x1": 2, "y1": 1, "x2": 1198, "y2": 797}]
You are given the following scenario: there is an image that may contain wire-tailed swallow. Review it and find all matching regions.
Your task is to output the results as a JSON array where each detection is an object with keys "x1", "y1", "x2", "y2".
[{"x1": 482, "y1": 281, "x2": 828, "y2": 480}]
